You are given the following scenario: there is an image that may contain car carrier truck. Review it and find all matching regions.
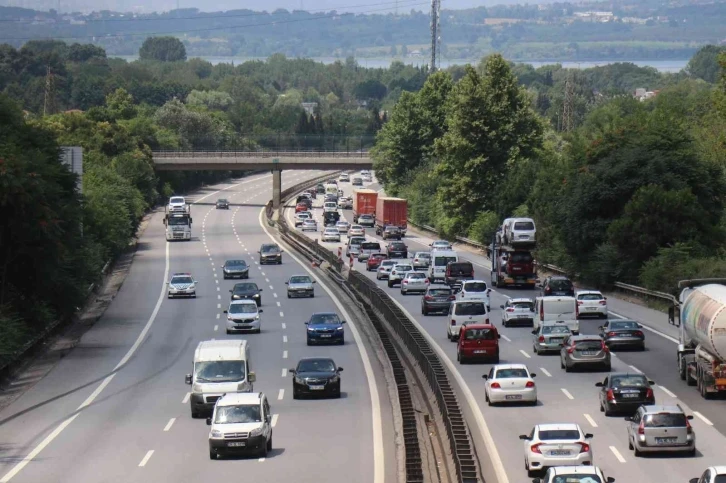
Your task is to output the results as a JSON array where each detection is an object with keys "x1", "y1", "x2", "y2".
[
  {"x1": 489, "y1": 234, "x2": 537, "y2": 288},
  {"x1": 672, "y1": 279, "x2": 726, "y2": 399}
]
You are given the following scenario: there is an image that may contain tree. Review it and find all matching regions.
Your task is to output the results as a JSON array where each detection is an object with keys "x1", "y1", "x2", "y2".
[
  {"x1": 354, "y1": 79, "x2": 387, "y2": 100},
  {"x1": 685, "y1": 45, "x2": 726, "y2": 83},
  {"x1": 186, "y1": 90, "x2": 234, "y2": 111},
  {"x1": 139, "y1": 36, "x2": 187, "y2": 62}
]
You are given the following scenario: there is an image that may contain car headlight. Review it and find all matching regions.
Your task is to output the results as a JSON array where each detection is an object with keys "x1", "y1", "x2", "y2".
[
  {"x1": 253, "y1": 294, "x2": 260, "y2": 298},
  {"x1": 192, "y1": 382, "x2": 203, "y2": 393},
  {"x1": 255, "y1": 315, "x2": 260, "y2": 320},
  {"x1": 249, "y1": 427, "x2": 264, "y2": 437},
  {"x1": 336, "y1": 326, "x2": 344, "y2": 330},
  {"x1": 295, "y1": 376, "x2": 306, "y2": 384},
  {"x1": 210, "y1": 429, "x2": 223, "y2": 438},
  {"x1": 329, "y1": 375, "x2": 339, "y2": 383},
  {"x1": 307, "y1": 327, "x2": 315, "y2": 331}
]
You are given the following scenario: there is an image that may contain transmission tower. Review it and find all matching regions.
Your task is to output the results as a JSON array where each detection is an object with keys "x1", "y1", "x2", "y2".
[
  {"x1": 429, "y1": 0, "x2": 440, "y2": 71},
  {"x1": 562, "y1": 76, "x2": 574, "y2": 132},
  {"x1": 43, "y1": 65, "x2": 57, "y2": 116}
]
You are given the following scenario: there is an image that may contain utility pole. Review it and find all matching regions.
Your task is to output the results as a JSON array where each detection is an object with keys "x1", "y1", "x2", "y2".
[
  {"x1": 429, "y1": 0, "x2": 440, "y2": 72},
  {"x1": 562, "y1": 75, "x2": 574, "y2": 132},
  {"x1": 43, "y1": 65, "x2": 57, "y2": 117}
]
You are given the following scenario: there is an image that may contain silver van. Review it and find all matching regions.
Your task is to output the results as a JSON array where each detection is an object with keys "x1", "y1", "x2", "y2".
[
  {"x1": 346, "y1": 236, "x2": 366, "y2": 257},
  {"x1": 357, "y1": 241, "x2": 382, "y2": 262}
]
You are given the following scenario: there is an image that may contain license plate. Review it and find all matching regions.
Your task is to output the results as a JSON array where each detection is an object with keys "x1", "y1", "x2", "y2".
[
  {"x1": 517, "y1": 315, "x2": 528, "y2": 318},
  {"x1": 581, "y1": 351, "x2": 597, "y2": 355},
  {"x1": 309, "y1": 385, "x2": 324, "y2": 390},
  {"x1": 656, "y1": 437, "x2": 677, "y2": 444},
  {"x1": 586, "y1": 307, "x2": 596, "y2": 311},
  {"x1": 550, "y1": 450, "x2": 571, "y2": 456},
  {"x1": 228, "y1": 442, "x2": 246, "y2": 447},
  {"x1": 505, "y1": 395, "x2": 522, "y2": 400},
  {"x1": 320, "y1": 334, "x2": 332, "y2": 338},
  {"x1": 474, "y1": 350, "x2": 487, "y2": 354},
  {"x1": 622, "y1": 393, "x2": 640, "y2": 398},
  {"x1": 550, "y1": 338, "x2": 564, "y2": 343}
]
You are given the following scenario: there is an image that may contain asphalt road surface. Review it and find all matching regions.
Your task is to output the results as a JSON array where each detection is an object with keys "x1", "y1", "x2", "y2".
[
  {"x1": 0, "y1": 170, "x2": 397, "y2": 483},
  {"x1": 290, "y1": 172, "x2": 726, "y2": 483}
]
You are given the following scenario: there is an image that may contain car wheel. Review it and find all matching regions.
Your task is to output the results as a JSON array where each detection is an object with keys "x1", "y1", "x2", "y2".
[
  {"x1": 259, "y1": 442, "x2": 268, "y2": 458},
  {"x1": 226, "y1": 329, "x2": 231, "y2": 335},
  {"x1": 191, "y1": 408, "x2": 200, "y2": 418},
  {"x1": 422, "y1": 306, "x2": 428, "y2": 316},
  {"x1": 604, "y1": 363, "x2": 611, "y2": 371},
  {"x1": 565, "y1": 363, "x2": 571, "y2": 373},
  {"x1": 387, "y1": 281, "x2": 393, "y2": 288},
  {"x1": 628, "y1": 439, "x2": 634, "y2": 450},
  {"x1": 502, "y1": 320, "x2": 508, "y2": 328},
  {"x1": 491, "y1": 354, "x2": 500, "y2": 364},
  {"x1": 278, "y1": 260, "x2": 282, "y2": 265},
  {"x1": 446, "y1": 331, "x2": 451, "y2": 341},
  {"x1": 287, "y1": 293, "x2": 291, "y2": 299},
  {"x1": 639, "y1": 344, "x2": 645, "y2": 351},
  {"x1": 209, "y1": 450, "x2": 217, "y2": 460},
  {"x1": 633, "y1": 446, "x2": 642, "y2": 457},
  {"x1": 306, "y1": 339, "x2": 312, "y2": 346},
  {"x1": 293, "y1": 388, "x2": 300, "y2": 399},
  {"x1": 267, "y1": 436, "x2": 273, "y2": 452},
  {"x1": 687, "y1": 448, "x2": 696, "y2": 457},
  {"x1": 310, "y1": 293, "x2": 314, "y2": 298},
  {"x1": 255, "y1": 328, "x2": 261, "y2": 334},
  {"x1": 599, "y1": 402, "x2": 605, "y2": 412},
  {"x1": 560, "y1": 358, "x2": 565, "y2": 369},
  {"x1": 457, "y1": 350, "x2": 464, "y2": 364},
  {"x1": 223, "y1": 275, "x2": 228, "y2": 280},
  {"x1": 339, "y1": 339, "x2": 344, "y2": 345}
]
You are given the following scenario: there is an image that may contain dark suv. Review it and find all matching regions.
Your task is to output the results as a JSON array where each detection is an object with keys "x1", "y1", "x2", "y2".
[
  {"x1": 541, "y1": 275, "x2": 575, "y2": 297},
  {"x1": 386, "y1": 241, "x2": 408, "y2": 258},
  {"x1": 215, "y1": 198, "x2": 229, "y2": 209},
  {"x1": 259, "y1": 244, "x2": 283, "y2": 265}
]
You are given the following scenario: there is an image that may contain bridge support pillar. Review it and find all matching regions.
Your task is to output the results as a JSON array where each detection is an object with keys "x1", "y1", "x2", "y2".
[{"x1": 272, "y1": 168, "x2": 282, "y2": 210}]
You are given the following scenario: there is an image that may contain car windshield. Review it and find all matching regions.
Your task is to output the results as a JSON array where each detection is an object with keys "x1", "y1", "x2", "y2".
[
  {"x1": 218, "y1": 199, "x2": 228, "y2": 203},
  {"x1": 361, "y1": 242, "x2": 381, "y2": 250},
  {"x1": 538, "y1": 429, "x2": 580, "y2": 440},
  {"x1": 543, "y1": 325, "x2": 570, "y2": 335},
  {"x1": 229, "y1": 304, "x2": 257, "y2": 314},
  {"x1": 170, "y1": 197, "x2": 184, "y2": 204},
  {"x1": 610, "y1": 321, "x2": 639, "y2": 330},
  {"x1": 309, "y1": 313, "x2": 341, "y2": 324},
  {"x1": 350, "y1": 237, "x2": 365, "y2": 246},
  {"x1": 194, "y1": 361, "x2": 246, "y2": 383},
  {"x1": 434, "y1": 241, "x2": 450, "y2": 246},
  {"x1": 261, "y1": 245, "x2": 279, "y2": 253},
  {"x1": 610, "y1": 375, "x2": 648, "y2": 387},
  {"x1": 233, "y1": 283, "x2": 258, "y2": 292},
  {"x1": 495, "y1": 368, "x2": 529, "y2": 378},
  {"x1": 381, "y1": 261, "x2": 397, "y2": 267},
  {"x1": 513, "y1": 302, "x2": 534, "y2": 310},
  {"x1": 167, "y1": 216, "x2": 190, "y2": 226},
  {"x1": 514, "y1": 221, "x2": 535, "y2": 230},
  {"x1": 464, "y1": 282, "x2": 487, "y2": 292},
  {"x1": 225, "y1": 260, "x2": 247, "y2": 268},
  {"x1": 390, "y1": 243, "x2": 406, "y2": 249},
  {"x1": 416, "y1": 252, "x2": 431, "y2": 258},
  {"x1": 297, "y1": 359, "x2": 336, "y2": 372},
  {"x1": 407, "y1": 273, "x2": 426, "y2": 279},
  {"x1": 172, "y1": 276, "x2": 193, "y2": 284},
  {"x1": 325, "y1": 229, "x2": 339, "y2": 233},
  {"x1": 578, "y1": 293, "x2": 603, "y2": 301},
  {"x1": 394, "y1": 265, "x2": 413, "y2": 271},
  {"x1": 434, "y1": 256, "x2": 457, "y2": 267},
  {"x1": 214, "y1": 404, "x2": 261, "y2": 424},
  {"x1": 455, "y1": 302, "x2": 486, "y2": 316},
  {"x1": 464, "y1": 328, "x2": 496, "y2": 340},
  {"x1": 575, "y1": 340, "x2": 603, "y2": 350},
  {"x1": 509, "y1": 252, "x2": 533, "y2": 263},
  {"x1": 644, "y1": 413, "x2": 687, "y2": 428},
  {"x1": 549, "y1": 279, "x2": 573, "y2": 290},
  {"x1": 551, "y1": 475, "x2": 601, "y2": 483},
  {"x1": 289, "y1": 276, "x2": 312, "y2": 284},
  {"x1": 429, "y1": 288, "x2": 452, "y2": 296}
]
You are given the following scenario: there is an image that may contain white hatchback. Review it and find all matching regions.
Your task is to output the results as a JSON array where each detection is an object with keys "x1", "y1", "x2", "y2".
[
  {"x1": 400, "y1": 272, "x2": 429, "y2": 295},
  {"x1": 388, "y1": 263, "x2": 414, "y2": 287},
  {"x1": 224, "y1": 300, "x2": 263, "y2": 334},
  {"x1": 377, "y1": 260, "x2": 397, "y2": 280},
  {"x1": 456, "y1": 280, "x2": 491, "y2": 311},
  {"x1": 321, "y1": 227, "x2": 341, "y2": 242},
  {"x1": 446, "y1": 300, "x2": 488, "y2": 340},
  {"x1": 335, "y1": 221, "x2": 350, "y2": 233},
  {"x1": 520, "y1": 423, "x2": 594, "y2": 476},
  {"x1": 576, "y1": 290, "x2": 608, "y2": 319},
  {"x1": 349, "y1": 225, "x2": 365, "y2": 237},
  {"x1": 483, "y1": 364, "x2": 537, "y2": 406}
]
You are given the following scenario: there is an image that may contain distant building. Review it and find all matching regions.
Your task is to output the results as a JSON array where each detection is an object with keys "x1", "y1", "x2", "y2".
[
  {"x1": 573, "y1": 11, "x2": 614, "y2": 22},
  {"x1": 620, "y1": 16, "x2": 648, "y2": 24},
  {"x1": 634, "y1": 88, "x2": 659, "y2": 101},
  {"x1": 301, "y1": 102, "x2": 318, "y2": 116},
  {"x1": 60, "y1": 147, "x2": 83, "y2": 193}
]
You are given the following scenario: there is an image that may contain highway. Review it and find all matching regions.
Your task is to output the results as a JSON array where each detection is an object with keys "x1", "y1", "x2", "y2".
[
  {"x1": 0, "y1": 170, "x2": 396, "y2": 483},
  {"x1": 289, "y1": 173, "x2": 726, "y2": 483}
]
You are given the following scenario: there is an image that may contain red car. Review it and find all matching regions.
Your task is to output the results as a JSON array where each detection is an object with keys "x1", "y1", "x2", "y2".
[
  {"x1": 366, "y1": 253, "x2": 388, "y2": 271},
  {"x1": 456, "y1": 324, "x2": 500, "y2": 364},
  {"x1": 295, "y1": 203, "x2": 308, "y2": 213}
]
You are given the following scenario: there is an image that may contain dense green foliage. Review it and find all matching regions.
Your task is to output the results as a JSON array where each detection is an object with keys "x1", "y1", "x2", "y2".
[
  {"x1": 139, "y1": 37, "x2": 188, "y2": 63},
  {"x1": 374, "y1": 48, "x2": 726, "y2": 294}
]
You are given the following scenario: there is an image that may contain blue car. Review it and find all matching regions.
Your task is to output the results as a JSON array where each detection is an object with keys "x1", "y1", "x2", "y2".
[{"x1": 305, "y1": 312, "x2": 346, "y2": 345}]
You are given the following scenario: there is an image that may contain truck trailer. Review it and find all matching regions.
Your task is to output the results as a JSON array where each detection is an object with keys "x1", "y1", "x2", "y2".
[
  {"x1": 490, "y1": 235, "x2": 537, "y2": 288},
  {"x1": 374, "y1": 197, "x2": 407, "y2": 236},
  {"x1": 352, "y1": 189, "x2": 377, "y2": 223}
]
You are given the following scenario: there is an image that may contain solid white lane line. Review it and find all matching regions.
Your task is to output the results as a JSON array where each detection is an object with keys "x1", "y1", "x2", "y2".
[
  {"x1": 539, "y1": 368, "x2": 552, "y2": 377},
  {"x1": 561, "y1": 388, "x2": 574, "y2": 400},
  {"x1": 519, "y1": 349, "x2": 531, "y2": 359},
  {"x1": 282, "y1": 368, "x2": 287, "y2": 377},
  {"x1": 182, "y1": 392, "x2": 191, "y2": 404},
  {"x1": 271, "y1": 414, "x2": 279, "y2": 427},
  {"x1": 659, "y1": 385, "x2": 677, "y2": 398},
  {"x1": 609, "y1": 310, "x2": 679, "y2": 343},
  {"x1": 138, "y1": 450, "x2": 155, "y2": 467},
  {"x1": 584, "y1": 414, "x2": 598, "y2": 428},
  {"x1": 694, "y1": 411, "x2": 714, "y2": 426},
  {"x1": 283, "y1": 335, "x2": 288, "y2": 343},
  {"x1": 628, "y1": 365, "x2": 643, "y2": 374},
  {"x1": 258, "y1": 457, "x2": 266, "y2": 462},
  {"x1": 163, "y1": 418, "x2": 176, "y2": 432},
  {"x1": 283, "y1": 350, "x2": 288, "y2": 359},
  {"x1": 282, "y1": 323, "x2": 287, "y2": 329},
  {"x1": 609, "y1": 446, "x2": 626, "y2": 463},
  {"x1": 278, "y1": 389, "x2": 284, "y2": 400},
  {"x1": 214, "y1": 325, "x2": 218, "y2": 331},
  {"x1": 501, "y1": 334, "x2": 511, "y2": 342}
]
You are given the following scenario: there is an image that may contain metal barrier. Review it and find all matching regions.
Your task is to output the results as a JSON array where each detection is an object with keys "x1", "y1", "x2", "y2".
[
  {"x1": 612, "y1": 282, "x2": 674, "y2": 303},
  {"x1": 154, "y1": 150, "x2": 370, "y2": 158}
]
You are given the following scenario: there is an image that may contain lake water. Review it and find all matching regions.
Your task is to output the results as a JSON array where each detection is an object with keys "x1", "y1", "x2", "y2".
[{"x1": 113, "y1": 55, "x2": 688, "y2": 73}]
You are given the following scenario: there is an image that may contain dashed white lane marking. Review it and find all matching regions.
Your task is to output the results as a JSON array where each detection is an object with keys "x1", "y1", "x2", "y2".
[
  {"x1": 163, "y1": 418, "x2": 176, "y2": 432},
  {"x1": 271, "y1": 414, "x2": 279, "y2": 427},
  {"x1": 273, "y1": 293, "x2": 278, "y2": 298},
  {"x1": 138, "y1": 450, "x2": 155, "y2": 467},
  {"x1": 278, "y1": 389, "x2": 285, "y2": 400},
  {"x1": 217, "y1": 287, "x2": 220, "y2": 292},
  {"x1": 214, "y1": 273, "x2": 217, "y2": 278},
  {"x1": 217, "y1": 303, "x2": 221, "y2": 309},
  {"x1": 628, "y1": 365, "x2": 643, "y2": 374},
  {"x1": 694, "y1": 411, "x2": 714, "y2": 426},
  {"x1": 282, "y1": 368, "x2": 287, "y2": 377},
  {"x1": 659, "y1": 385, "x2": 677, "y2": 398},
  {"x1": 539, "y1": 367, "x2": 552, "y2": 377},
  {"x1": 584, "y1": 414, "x2": 598, "y2": 428},
  {"x1": 501, "y1": 334, "x2": 511, "y2": 342},
  {"x1": 280, "y1": 311, "x2": 284, "y2": 317},
  {"x1": 282, "y1": 323, "x2": 287, "y2": 329},
  {"x1": 217, "y1": 295, "x2": 221, "y2": 300},
  {"x1": 283, "y1": 350, "x2": 288, "y2": 359},
  {"x1": 258, "y1": 457, "x2": 266, "y2": 462},
  {"x1": 266, "y1": 278, "x2": 270, "y2": 283},
  {"x1": 283, "y1": 335, "x2": 288, "y2": 343},
  {"x1": 261, "y1": 272, "x2": 266, "y2": 276},
  {"x1": 561, "y1": 388, "x2": 574, "y2": 400},
  {"x1": 609, "y1": 446, "x2": 626, "y2": 463},
  {"x1": 214, "y1": 325, "x2": 218, "y2": 331},
  {"x1": 269, "y1": 285, "x2": 274, "y2": 290},
  {"x1": 182, "y1": 392, "x2": 190, "y2": 404},
  {"x1": 215, "y1": 280, "x2": 219, "y2": 284},
  {"x1": 216, "y1": 313, "x2": 220, "y2": 319},
  {"x1": 519, "y1": 349, "x2": 531, "y2": 359},
  {"x1": 276, "y1": 302, "x2": 281, "y2": 307}
]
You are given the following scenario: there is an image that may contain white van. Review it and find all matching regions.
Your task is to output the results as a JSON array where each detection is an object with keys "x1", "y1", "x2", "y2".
[
  {"x1": 534, "y1": 296, "x2": 579, "y2": 334},
  {"x1": 446, "y1": 300, "x2": 489, "y2": 340},
  {"x1": 185, "y1": 340, "x2": 255, "y2": 418},
  {"x1": 323, "y1": 201, "x2": 337, "y2": 212},
  {"x1": 506, "y1": 217, "x2": 536, "y2": 246},
  {"x1": 429, "y1": 250, "x2": 458, "y2": 283}
]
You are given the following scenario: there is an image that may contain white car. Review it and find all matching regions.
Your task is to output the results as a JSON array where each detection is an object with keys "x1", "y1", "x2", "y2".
[
  {"x1": 400, "y1": 272, "x2": 429, "y2": 295},
  {"x1": 377, "y1": 260, "x2": 397, "y2": 280},
  {"x1": 483, "y1": 364, "x2": 537, "y2": 406},
  {"x1": 576, "y1": 290, "x2": 608, "y2": 319},
  {"x1": 168, "y1": 196, "x2": 188, "y2": 213},
  {"x1": 520, "y1": 423, "x2": 594, "y2": 476},
  {"x1": 208, "y1": 392, "x2": 273, "y2": 459},
  {"x1": 301, "y1": 219, "x2": 318, "y2": 232},
  {"x1": 446, "y1": 300, "x2": 488, "y2": 340},
  {"x1": 294, "y1": 212, "x2": 311, "y2": 227},
  {"x1": 455, "y1": 280, "x2": 491, "y2": 311},
  {"x1": 224, "y1": 300, "x2": 263, "y2": 334},
  {"x1": 363, "y1": 174, "x2": 372, "y2": 182},
  {"x1": 322, "y1": 227, "x2": 341, "y2": 242},
  {"x1": 692, "y1": 467, "x2": 726, "y2": 483},
  {"x1": 339, "y1": 173, "x2": 350, "y2": 182},
  {"x1": 323, "y1": 201, "x2": 337, "y2": 213},
  {"x1": 532, "y1": 465, "x2": 614, "y2": 483},
  {"x1": 167, "y1": 272, "x2": 197, "y2": 298},
  {"x1": 501, "y1": 298, "x2": 536, "y2": 327},
  {"x1": 430, "y1": 240, "x2": 453, "y2": 251},
  {"x1": 387, "y1": 263, "x2": 414, "y2": 288},
  {"x1": 335, "y1": 220, "x2": 350, "y2": 233},
  {"x1": 349, "y1": 225, "x2": 365, "y2": 237}
]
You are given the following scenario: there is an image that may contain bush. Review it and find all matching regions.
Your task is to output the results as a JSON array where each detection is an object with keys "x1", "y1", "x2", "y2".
[
  {"x1": 639, "y1": 243, "x2": 726, "y2": 294},
  {"x1": 468, "y1": 211, "x2": 499, "y2": 245}
]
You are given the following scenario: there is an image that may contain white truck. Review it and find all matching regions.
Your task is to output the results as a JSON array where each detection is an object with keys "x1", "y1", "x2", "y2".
[
  {"x1": 672, "y1": 279, "x2": 726, "y2": 399},
  {"x1": 164, "y1": 205, "x2": 192, "y2": 241}
]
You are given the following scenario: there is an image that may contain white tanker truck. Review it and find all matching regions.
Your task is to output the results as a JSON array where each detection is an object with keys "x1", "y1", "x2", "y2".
[{"x1": 671, "y1": 279, "x2": 726, "y2": 399}]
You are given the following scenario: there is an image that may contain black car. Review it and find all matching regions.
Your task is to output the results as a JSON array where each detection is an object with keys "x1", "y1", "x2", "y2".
[
  {"x1": 290, "y1": 357, "x2": 343, "y2": 399},
  {"x1": 599, "y1": 319, "x2": 645, "y2": 350},
  {"x1": 540, "y1": 275, "x2": 575, "y2": 297},
  {"x1": 222, "y1": 259, "x2": 249, "y2": 279},
  {"x1": 323, "y1": 211, "x2": 340, "y2": 226},
  {"x1": 215, "y1": 198, "x2": 229, "y2": 209},
  {"x1": 352, "y1": 177, "x2": 363, "y2": 186},
  {"x1": 381, "y1": 225, "x2": 402, "y2": 240},
  {"x1": 324, "y1": 194, "x2": 338, "y2": 203},
  {"x1": 230, "y1": 282, "x2": 263, "y2": 306},
  {"x1": 316, "y1": 183, "x2": 326, "y2": 194},
  {"x1": 386, "y1": 241, "x2": 408, "y2": 258},
  {"x1": 421, "y1": 286, "x2": 455, "y2": 315},
  {"x1": 596, "y1": 373, "x2": 655, "y2": 416},
  {"x1": 259, "y1": 244, "x2": 283, "y2": 265}
]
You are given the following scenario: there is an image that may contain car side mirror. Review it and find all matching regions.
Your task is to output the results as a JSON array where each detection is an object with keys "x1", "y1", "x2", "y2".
[
  {"x1": 624, "y1": 416, "x2": 633, "y2": 422},
  {"x1": 519, "y1": 434, "x2": 530, "y2": 440},
  {"x1": 482, "y1": 375, "x2": 488, "y2": 380},
  {"x1": 532, "y1": 478, "x2": 541, "y2": 483},
  {"x1": 248, "y1": 372, "x2": 256, "y2": 383},
  {"x1": 595, "y1": 382, "x2": 603, "y2": 387},
  {"x1": 289, "y1": 369, "x2": 296, "y2": 374},
  {"x1": 257, "y1": 251, "x2": 261, "y2": 253},
  {"x1": 500, "y1": 305, "x2": 505, "y2": 309},
  {"x1": 531, "y1": 330, "x2": 537, "y2": 335},
  {"x1": 313, "y1": 280, "x2": 317, "y2": 283},
  {"x1": 687, "y1": 415, "x2": 694, "y2": 420},
  {"x1": 606, "y1": 478, "x2": 615, "y2": 483},
  {"x1": 648, "y1": 380, "x2": 655, "y2": 385},
  {"x1": 285, "y1": 281, "x2": 289, "y2": 284},
  {"x1": 689, "y1": 479, "x2": 699, "y2": 483},
  {"x1": 185, "y1": 374, "x2": 192, "y2": 385},
  {"x1": 229, "y1": 290, "x2": 233, "y2": 293},
  {"x1": 530, "y1": 373, "x2": 536, "y2": 378},
  {"x1": 341, "y1": 320, "x2": 347, "y2": 324},
  {"x1": 497, "y1": 334, "x2": 501, "y2": 339},
  {"x1": 305, "y1": 321, "x2": 310, "y2": 325},
  {"x1": 189, "y1": 218, "x2": 193, "y2": 224},
  {"x1": 598, "y1": 326, "x2": 604, "y2": 330},
  {"x1": 585, "y1": 433, "x2": 593, "y2": 438},
  {"x1": 259, "y1": 289, "x2": 263, "y2": 292},
  {"x1": 281, "y1": 250, "x2": 284, "y2": 253},
  {"x1": 206, "y1": 417, "x2": 212, "y2": 425},
  {"x1": 258, "y1": 309, "x2": 264, "y2": 313},
  {"x1": 223, "y1": 310, "x2": 228, "y2": 314},
  {"x1": 638, "y1": 323, "x2": 643, "y2": 328}
]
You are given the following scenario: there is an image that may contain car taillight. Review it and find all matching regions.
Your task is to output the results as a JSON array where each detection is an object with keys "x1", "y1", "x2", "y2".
[
  {"x1": 451, "y1": 320, "x2": 456, "y2": 326},
  {"x1": 485, "y1": 318, "x2": 489, "y2": 324},
  {"x1": 607, "y1": 389, "x2": 615, "y2": 401},
  {"x1": 599, "y1": 300, "x2": 607, "y2": 305},
  {"x1": 608, "y1": 331, "x2": 617, "y2": 337},
  {"x1": 424, "y1": 295, "x2": 434, "y2": 301},
  {"x1": 449, "y1": 295, "x2": 456, "y2": 301},
  {"x1": 425, "y1": 279, "x2": 430, "y2": 284},
  {"x1": 577, "y1": 301, "x2": 583, "y2": 305},
  {"x1": 403, "y1": 280, "x2": 408, "y2": 284},
  {"x1": 634, "y1": 331, "x2": 644, "y2": 337},
  {"x1": 540, "y1": 302, "x2": 544, "y2": 320},
  {"x1": 530, "y1": 443, "x2": 542, "y2": 454},
  {"x1": 601, "y1": 341, "x2": 609, "y2": 352},
  {"x1": 576, "y1": 303, "x2": 579, "y2": 318},
  {"x1": 579, "y1": 442, "x2": 590, "y2": 453},
  {"x1": 686, "y1": 419, "x2": 693, "y2": 434},
  {"x1": 490, "y1": 382, "x2": 501, "y2": 389},
  {"x1": 567, "y1": 345, "x2": 575, "y2": 354},
  {"x1": 538, "y1": 336, "x2": 545, "y2": 342},
  {"x1": 525, "y1": 381, "x2": 535, "y2": 388},
  {"x1": 506, "y1": 308, "x2": 515, "y2": 312},
  {"x1": 414, "y1": 258, "x2": 419, "y2": 262},
  {"x1": 645, "y1": 388, "x2": 653, "y2": 399},
  {"x1": 637, "y1": 421, "x2": 645, "y2": 435},
  {"x1": 545, "y1": 287, "x2": 551, "y2": 293}
]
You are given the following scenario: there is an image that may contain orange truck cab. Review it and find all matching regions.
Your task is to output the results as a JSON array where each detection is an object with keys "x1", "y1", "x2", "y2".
[{"x1": 457, "y1": 324, "x2": 500, "y2": 364}]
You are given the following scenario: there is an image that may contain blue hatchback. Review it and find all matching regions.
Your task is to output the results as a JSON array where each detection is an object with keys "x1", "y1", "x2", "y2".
[{"x1": 305, "y1": 312, "x2": 346, "y2": 345}]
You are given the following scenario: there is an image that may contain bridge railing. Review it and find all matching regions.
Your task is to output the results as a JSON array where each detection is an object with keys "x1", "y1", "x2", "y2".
[{"x1": 153, "y1": 150, "x2": 370, "y2": 158}]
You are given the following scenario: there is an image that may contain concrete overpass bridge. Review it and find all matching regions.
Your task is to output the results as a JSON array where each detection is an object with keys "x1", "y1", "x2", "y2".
[{"x1": 152, "y1": 150, "x2": 372, "y2": 209}]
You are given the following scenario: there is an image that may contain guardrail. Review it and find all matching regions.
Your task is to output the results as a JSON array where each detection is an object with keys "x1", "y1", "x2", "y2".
[
  {"x1": 153, "y1": 150, "x2": 370, "y2": 158},
  {"x1": 272, "y1": 178, "x2": 482, "y2": 483}
]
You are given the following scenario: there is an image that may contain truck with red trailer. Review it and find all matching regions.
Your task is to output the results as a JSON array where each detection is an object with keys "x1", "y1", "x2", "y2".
[
  {"x1": 374, "y1": 197, "x2": 408, "y2": 237},
  {"x1": 352, "y1": 189, "x2": 378, "y2": 223}
]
